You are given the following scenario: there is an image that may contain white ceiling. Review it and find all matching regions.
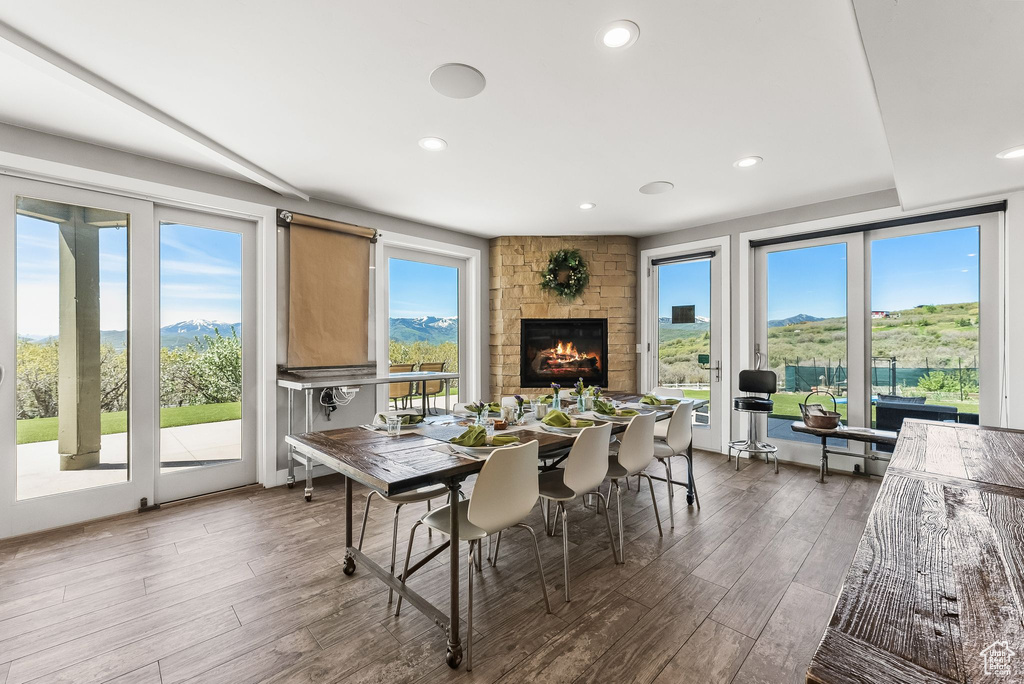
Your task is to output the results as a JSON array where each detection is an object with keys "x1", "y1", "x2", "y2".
[
  {"x1": 852, "y1": 0, "x2": 1024, "y2": 211},
  {"x1": 0, "y1": 1, "x2": 1004, "y2": 238}
]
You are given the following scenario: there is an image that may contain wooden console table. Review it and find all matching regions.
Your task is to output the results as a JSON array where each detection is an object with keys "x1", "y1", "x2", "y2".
[{"x1": 807, "y1": 419, "x2": 1024, "y2": 683}]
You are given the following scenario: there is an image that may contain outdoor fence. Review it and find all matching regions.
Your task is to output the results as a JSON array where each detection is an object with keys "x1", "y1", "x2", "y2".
[{"x1": 780, "y1": 357, "x2": 979, "y2": 399}]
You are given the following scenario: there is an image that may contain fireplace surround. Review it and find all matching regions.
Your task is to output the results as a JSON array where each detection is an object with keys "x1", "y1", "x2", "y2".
[{"x1": 520, "y1": 318, "x2": 609, "y2": 388}]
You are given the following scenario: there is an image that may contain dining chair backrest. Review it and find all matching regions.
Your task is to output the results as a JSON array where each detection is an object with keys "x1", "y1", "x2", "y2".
[
  {"x1": 420, "y1": 361, "x2": 446, "y2": 395},
  {"x1": 616, "y1": 412, "x2": 656, "y2": 474},
  {"x1": 652, "y1": 386, "x2": 685, "y2": 398},
  {"x1": 389, "y1": 364, "x2": 415, "y2": 399},
  {"x1": 664, "y1": 401, "x2": 693, "y2": 454},
  {"x1": 562, "y1": 423, "x2": 613, "y2": 495},
  {"x1": 468, "y1": 441, "x2": 540, "y2": 534}
]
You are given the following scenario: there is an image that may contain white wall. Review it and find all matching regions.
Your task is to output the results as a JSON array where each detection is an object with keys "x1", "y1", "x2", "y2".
[{"x1": 0, "y1": 123, "x2": 490, "y2": 486}]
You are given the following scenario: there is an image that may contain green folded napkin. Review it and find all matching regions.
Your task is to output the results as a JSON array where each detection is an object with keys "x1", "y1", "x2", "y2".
[
  {"x1": 536, "y1": 395, "x2": 554, "y2": 405},
  {"x1": 466, "y1": 402, "x2": 502, "y2": 414},
  {"x1": 640, "y1": 395, "x2": 682, "y2": 406},
  {"x1": 594, "y1": 400, "x2": 637, "y2": 417},
  {"x1": 377, "y1": 414, "x2": 424, "y2": 425},
  {"x1": 449, "y1": 426, "x2": 518, "y2": 448},
  {"x1": 541, "y1": 410, "x2": 594, "y2": 428}
]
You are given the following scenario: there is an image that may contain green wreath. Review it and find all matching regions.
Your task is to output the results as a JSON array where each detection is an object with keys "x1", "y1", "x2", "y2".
[{"x1": 540, "y1": 249, "x2": 590, "y2": 299}]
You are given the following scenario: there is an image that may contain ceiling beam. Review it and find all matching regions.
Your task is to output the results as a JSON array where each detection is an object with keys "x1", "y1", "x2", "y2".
[{"x1": 0, "y1": 18, "x2": 309, "y2": 200}]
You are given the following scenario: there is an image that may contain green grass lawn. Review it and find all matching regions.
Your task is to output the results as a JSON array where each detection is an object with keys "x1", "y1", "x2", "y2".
[{"x1": 16, "y1": 401, "x2": 241, "y2": 445}]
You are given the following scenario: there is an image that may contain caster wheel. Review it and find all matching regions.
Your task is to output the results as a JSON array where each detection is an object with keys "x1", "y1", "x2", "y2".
[
  {"x1": 445, "y1": 645, "x2": 463, "y2": 669},
  {"x1": 287, "y1": 482, "x2": 295, "y2": 489},
  {"x1": 686, "y1": 494, "x2": 694, "y2": 505},
  {"x1": 342, "y1": 556, "x2": 356, "y2": 576},
  {"x1": 304, "y1": 493, "x2": 312, "y2": 502}
]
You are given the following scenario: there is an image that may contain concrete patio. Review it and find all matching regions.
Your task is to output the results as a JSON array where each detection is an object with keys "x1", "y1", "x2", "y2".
[{"x1": 17, "y1": 419, "x2": 241, "y2": 500}]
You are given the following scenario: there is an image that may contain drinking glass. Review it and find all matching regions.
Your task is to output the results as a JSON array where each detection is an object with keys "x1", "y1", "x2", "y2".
[
  {"x1": 535, "y1": 402, "x2": 548, "y2": 419},
  {"x1": 485, "y1": 420, "x2": 495, "y2": 440},
  {"x1": 386, "y1": 415, "x2": 402, "y2": 437}
]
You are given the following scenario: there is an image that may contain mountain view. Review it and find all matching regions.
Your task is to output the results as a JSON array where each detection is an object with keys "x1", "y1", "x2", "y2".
[
  {"x1": 768, "y1": 313, "x2": 824, "y2": 328},
  {"x1": 19, "y1": 319, "x2": 241, "y2": 351},
  {"x1": 389, "y1": 316, "x2": 458, "y2": 344}
]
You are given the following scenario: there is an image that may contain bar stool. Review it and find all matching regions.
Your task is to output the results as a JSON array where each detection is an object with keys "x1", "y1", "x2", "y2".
[{"x1": 727, "y1": 369, "x2": 779, "y2": 472}]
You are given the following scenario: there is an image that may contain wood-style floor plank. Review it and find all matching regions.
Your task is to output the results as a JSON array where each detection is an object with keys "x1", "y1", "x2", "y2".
[{"x1": 0, "y1": 451, "x2": 878, "y2": 684}]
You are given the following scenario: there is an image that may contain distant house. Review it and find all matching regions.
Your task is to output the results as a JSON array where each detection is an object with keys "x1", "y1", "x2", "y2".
[{"x1": 871, "y1": 310, "x2": 901, "y2": 319}]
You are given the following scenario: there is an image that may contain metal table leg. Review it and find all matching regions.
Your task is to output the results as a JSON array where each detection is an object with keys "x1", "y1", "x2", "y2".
[
  {"x1": 446, "y1": 480, "x2": 463, "y2": 668},
  {"x1": 686, "y1": 442, "x2": 699, "y2": 508},
  {"x1": 422, "y1": 381, "x2": 429, "y2": 417},
  {"x1": 342, "y1": 476, "x2": 355, "y2": 575},
  {"x1": 819, "y1": 436, "x2": 828, "y2": 483},
  {"x1": 286, "y1": 389, "x2": 296, "y2": 488},
  {"x1": 304, "y1": 389, "x2": 314, "y2": 501},
  {"x1": 445, "y1": 378, "x2": 451, "y2": 414}
]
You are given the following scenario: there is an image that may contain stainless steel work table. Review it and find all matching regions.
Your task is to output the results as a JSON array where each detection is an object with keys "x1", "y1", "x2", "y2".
[{"x1": 278, "y1": 370, "x2": 459, "y2": 500}]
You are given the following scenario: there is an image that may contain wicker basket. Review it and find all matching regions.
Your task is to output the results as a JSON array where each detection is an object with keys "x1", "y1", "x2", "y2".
[{"x1": 799, "y1": 391, "x2": 842, "y2": 430}]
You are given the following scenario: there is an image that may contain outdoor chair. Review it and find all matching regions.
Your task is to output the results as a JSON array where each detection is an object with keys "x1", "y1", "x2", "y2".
[
  {"x1": 388, "y1": 363, "x2": 416, "y2": 409},
  {"x1": 418, "y1": 361, "x2": 447, "y2": 414}
]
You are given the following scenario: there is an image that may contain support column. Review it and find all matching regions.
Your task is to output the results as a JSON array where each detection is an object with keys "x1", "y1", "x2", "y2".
[{"x1": 57, "y1": 207, "x2": 101, "y2": 470}]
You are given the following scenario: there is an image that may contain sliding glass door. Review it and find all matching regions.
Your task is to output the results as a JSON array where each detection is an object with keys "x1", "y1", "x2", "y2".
[
  {"x1": 652, "y1": 251, "x2": 724, "y2": 451},
  {"x1": 0, "y1": 178, "x2": 258, "y2": 537},
  {"x1": 756, "y1": 212, "x2": 1000, "y2": 472}
]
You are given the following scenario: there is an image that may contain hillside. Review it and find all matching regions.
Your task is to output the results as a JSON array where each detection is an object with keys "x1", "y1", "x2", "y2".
[
  {"x1": 23, "y1": 319, "x2": 241, "y2": 351},
  {"x1": 389, "y1": 316, "x2": 458, "y2": 344}
]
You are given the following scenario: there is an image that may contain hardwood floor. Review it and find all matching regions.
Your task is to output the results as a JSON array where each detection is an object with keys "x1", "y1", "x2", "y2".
[{"x1": 0, "y1": 451, "x2": 879, "y2": 683}]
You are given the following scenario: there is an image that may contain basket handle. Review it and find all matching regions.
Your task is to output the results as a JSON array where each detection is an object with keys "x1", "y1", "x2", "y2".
[{"x1": 802, "y1": 389, "x2": 838, "y2": 412}]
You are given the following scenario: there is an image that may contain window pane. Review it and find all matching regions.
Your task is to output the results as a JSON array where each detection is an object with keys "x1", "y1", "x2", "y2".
[
  {"x1": 388, "y1": 258, "x2": 459, "y2": 409},
  {"x1": 766, "y1": 243, "x2": 848, "y2": 446},
  {"x1": 657, "y1": 259, "x2": 712, "y2": 428},
  {"x1": 16, "y1": 197, "x2": 129, "y2": 499},
  {"x1": 870, "y1": 227, "x2": 980, "y2": 433},
  {"x1": 159, "y1": 223, "x2": 242, "y2": 472}
]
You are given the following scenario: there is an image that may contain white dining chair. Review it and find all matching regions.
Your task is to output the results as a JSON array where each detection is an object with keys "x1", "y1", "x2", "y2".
[
  {"x1": 652, "y1": 401, "x2": 698, "y2": 524},
  {"x1": 539, "y1": 423, "x2": 618, "y2": 602},
  {"x1": 356, "y1": 484, "x2": 448, "y2": 603},
  {"x1": 396, "y1": 441, "x2": 551, "y2": 672},
  {"x1": 651, "y1": 386, "x2": 685, "y2": 441},
  {"x1": 605, "y1": 412, "x2": 661, "y2": 561}
]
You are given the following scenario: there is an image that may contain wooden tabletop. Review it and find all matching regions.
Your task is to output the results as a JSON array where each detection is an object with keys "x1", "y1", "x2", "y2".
[
  {"x1": 807, "y1": 419, "x2": 1024, "y2": 683},
  {"x1": 285, "y1": 392, "x2": 676, "y2": 497},
  {"x1": 791, "y1": 421, "x2": 899, "y2": 445}
]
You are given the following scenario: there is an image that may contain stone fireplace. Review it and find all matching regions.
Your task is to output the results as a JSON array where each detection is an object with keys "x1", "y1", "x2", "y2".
[
  {"x1": 520, "y1": 318, "x2": 608, "y2": 388},
  {"x1": 489, "y1": 236, "x2": 637, "y2": 398}
]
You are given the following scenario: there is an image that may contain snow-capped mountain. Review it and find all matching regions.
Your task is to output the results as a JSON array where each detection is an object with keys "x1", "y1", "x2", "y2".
[
  {"x1": 160, "y1": 319, "x2": 240, "y2": 347},
  {"x1": 389, "y1": 316, "x2": 458, "y2": 344}
]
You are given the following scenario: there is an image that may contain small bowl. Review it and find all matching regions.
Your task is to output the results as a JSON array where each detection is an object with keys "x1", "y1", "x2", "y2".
[{"x1": 493, "y1": 419, "x2": 508, "y2": 430}]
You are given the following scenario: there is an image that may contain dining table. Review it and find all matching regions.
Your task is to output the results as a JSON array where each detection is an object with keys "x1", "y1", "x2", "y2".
[{"x1": 284, "y1": 392, "x2": 703, "y2": 669}]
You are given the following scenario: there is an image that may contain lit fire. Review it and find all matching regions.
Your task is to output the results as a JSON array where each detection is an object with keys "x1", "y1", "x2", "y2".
[{"x1": 545, "y1": 340, "x2": 600, "y2": 370}]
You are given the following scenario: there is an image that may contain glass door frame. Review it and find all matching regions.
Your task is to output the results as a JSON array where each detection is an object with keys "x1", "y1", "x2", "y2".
[
  {"x1": 753, "y1": 212, "x2": 1002, "y2": 473},
  {"x1": 641, "y1": 236, "x2": 731, "y2": 452},
  {"x1": 377, "y1": 245, "x2": 468, "y2": 411},
  {"x1": 754, "y1": 233, "x2": 868, "y2": 467},
  {"x1": 0, "y1": 176, "x2": 156, "y2": 538},
  {"x1": 153, "y1": 206, "x2": 258, "y2": 503}
]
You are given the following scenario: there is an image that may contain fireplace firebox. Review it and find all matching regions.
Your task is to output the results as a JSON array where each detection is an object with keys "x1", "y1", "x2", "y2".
[{"x1": 520, "y1": 318, "x2": 609, "y2": 388}]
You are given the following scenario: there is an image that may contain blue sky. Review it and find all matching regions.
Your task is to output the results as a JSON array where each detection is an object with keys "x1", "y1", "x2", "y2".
[
  {"x1": 658, "y1": 259, "x2": 711, "y2": 319},
  {"x1": 388, "y1": 258, "x2": 458, "y2": 318},
  {"x1": 16, "y1": 216, "x2": 241, "y2": 336}
]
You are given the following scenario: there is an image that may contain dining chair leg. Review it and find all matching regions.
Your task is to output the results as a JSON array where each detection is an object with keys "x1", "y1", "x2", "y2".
[
  {"x1": 641, "y1": 473, "x2": 663, "y2": 537},
  {"x1": 475, "y1": 538, "x2": 483, "y2": 572},
  {"x1": 387, "y1": 503, "x2": 403, "y2": 604},
  {"x1": 687, "y1": 449, "x2": 701, "y2": 510},
  {"x1": 559, "y1": 502, "x2": 571, "y2": 602},
  {"x1": 514, "y1": 523, "x2": 552, "y2": 614},
  {"x1": 490, "y1": 530, "x2": 502, "y2": 568},
  {"x1": 357, "y1": 491, "x2": 377, "y2": 551},
  {"x1": 613, "y1": 480, "x2": 625, "y2": 563},
  {"x1": 595, "y1": 491, "x2": 621, "y2": 564},
  {"x1": 467, "y1": 540, "x2": 475, "y2": 672},
  {"x1": 664, "y1": 458, "x2": 675, "y2": 528},
  {"x1": 395, "y1": 520, "x2": 422, "y2": 617}
]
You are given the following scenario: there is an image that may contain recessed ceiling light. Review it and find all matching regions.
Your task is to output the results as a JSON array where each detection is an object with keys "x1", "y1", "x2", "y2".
[
  {"x1": 639, "y1": 181, "x2": 674, "y2": 195},
  {"x1": 734, "y1": 156, "x2": 763, "y2": 168},
  {"x1": 418, "y1": 137, "x2": 447, "y2": 151},
  {"x1": 429, "y1": 63, "x2": 486, "y2": 99},
  {"x1": 579, "y1": 202, "x2": 597, "y2": 210},
  {"x1": 996, "y1": 145, "x2": 1024, "y2": 159},
  {"x1": 598, "y1": 20, "x2": 639, "y2": 49}
]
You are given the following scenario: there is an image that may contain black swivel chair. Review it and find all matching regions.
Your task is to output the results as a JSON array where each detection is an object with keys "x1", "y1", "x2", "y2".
[{"x1": 727, "y1": 369, "x2": 779, "y2": 473}]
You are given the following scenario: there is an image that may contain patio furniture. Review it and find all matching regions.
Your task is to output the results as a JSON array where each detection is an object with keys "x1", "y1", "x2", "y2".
[
  {"x1": 419, "y1": 362, "x2": 447, "y2": 414},
  {"x1": 875, "y1": 400, "x2": 957, "y2": 452},
  {"x1": 389, "y1": 363, "x2": 416, "y2": 409},
  {"x1": 728, "y1": 369, "x2": 779, "y2": 472}
]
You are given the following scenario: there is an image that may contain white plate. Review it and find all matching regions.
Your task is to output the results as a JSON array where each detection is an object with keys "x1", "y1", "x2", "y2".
[
  {"x1": 449, "y1": 442, "x2": 519, "y2": 457},
  {"x1": 371, "y1": 415, "x2": 426, "y2": 429},
  {"x1": 539, "y1": 419, "x2": 609, "y2": 435},
  {"x1": 592, "y1": 412, "x2": 640, "y2": 423}
]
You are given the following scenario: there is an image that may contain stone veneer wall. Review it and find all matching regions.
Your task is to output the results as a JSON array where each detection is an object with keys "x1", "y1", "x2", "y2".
[{"x1": 489, "y1": 235, "x2": 638, "y2": 398}]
